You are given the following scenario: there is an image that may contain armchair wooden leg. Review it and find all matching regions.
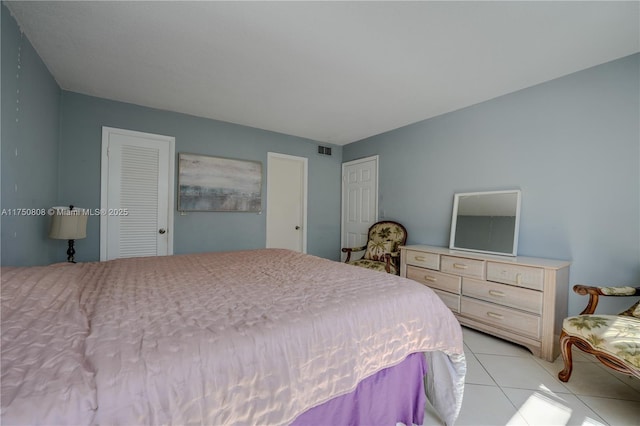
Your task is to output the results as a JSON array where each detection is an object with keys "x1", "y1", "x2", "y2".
[{"x1": 558, "y1": 331, "x2": 574, "y2": 382}]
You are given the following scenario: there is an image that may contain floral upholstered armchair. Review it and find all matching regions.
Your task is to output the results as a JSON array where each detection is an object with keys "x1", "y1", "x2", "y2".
[
  {"x1": 558, "y1": 285, "x2": 640, "y2": 382},
  {"x1": 341, "y1": 221, "x2": 407, "y2": 275}
]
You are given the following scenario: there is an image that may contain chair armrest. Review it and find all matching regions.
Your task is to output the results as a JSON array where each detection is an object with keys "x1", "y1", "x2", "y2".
[
  {"x1": 386, "y1": 251, "x2": 400, "y2": 264},
  {"x1": 573, "y1": 285, "x2": 603, "y2": 315},
  {"x1": 573, "y1": 285, "x2": 640, "y2": 315},
  {"x1": 382, "y1": 251, "x2": 402, "y2": 273},
  {"x1": 341, "y1": 245, "x2": 367, "y2": 263},
  {"x1": 341, "y1": 245, "x2": 367, "y2": 253},
  {"x1": 599, "y1": 286, "x2": 640, "y2": 296}
]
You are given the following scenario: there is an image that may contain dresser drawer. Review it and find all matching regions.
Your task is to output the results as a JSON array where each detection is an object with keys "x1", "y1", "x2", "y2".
[
  {"x1": 405, "y1": 250, "x2": 439, "y2": 269},
  {"x1": 441, "y1": 256, "x2": 485, "y2": 279},
  {"x1": 407, "y1": 266, "x2": 461, "y2": 294},
  {"x1": 487, "y1": 262, "x2": 544, "y2": 291},
  {"x1": 462, "y1": 277, "x2": 543, "y2": 314},
  {"x1": 432, "y1": 288, "x2": 460, "y2": 313},
  {"x1": 461, "y1": 297, "x2": 541, "y2": 339}
]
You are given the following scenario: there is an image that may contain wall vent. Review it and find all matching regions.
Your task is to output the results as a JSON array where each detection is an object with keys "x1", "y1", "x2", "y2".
[{"x1": 317, "y1": 146, "x2": 332, "y2": 156}]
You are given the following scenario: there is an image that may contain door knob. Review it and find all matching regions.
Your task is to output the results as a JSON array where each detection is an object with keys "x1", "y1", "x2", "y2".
[
  {"x1": 295, "y1": 226, "x2": 300, "y2": 230},
  {"x1": 159, "y1": 228, "x2": 167, "y2": 234}
]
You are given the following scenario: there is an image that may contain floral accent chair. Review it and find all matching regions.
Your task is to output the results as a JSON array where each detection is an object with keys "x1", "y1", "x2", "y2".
[
  {"x1": 558, "y1": 284, "x2": 640, "y2": 382},
  {"x1": 341, "y1": 221, "x2": 407, "y2": 275}
]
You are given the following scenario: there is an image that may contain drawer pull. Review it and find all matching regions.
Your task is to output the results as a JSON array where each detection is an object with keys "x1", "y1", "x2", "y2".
[
  {"x1": 453, "y1": 263, "x2": 468, "y2": 270},
  {"x1": 424, "y1": 275, "x2": 437, "y2": 282},
  {"x1": 487, "y1": 312, "x2": 504, "y2": 320},
  {"x1": 414, "y1": 255, "x2": 426, "y2": 261},
  {"x1": 516, "y1": 273, "x2": 522, "y2": 285},
  {"x1": 488, "y1": 290, "x2": 505, "y2": 297}
]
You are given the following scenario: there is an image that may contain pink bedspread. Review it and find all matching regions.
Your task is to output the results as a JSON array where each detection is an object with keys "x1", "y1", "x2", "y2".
[{"x1": 1, "y1": 249, "x2": 465, "y2": 425}]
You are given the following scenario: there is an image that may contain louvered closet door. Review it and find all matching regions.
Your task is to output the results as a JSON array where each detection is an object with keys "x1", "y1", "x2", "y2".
[{"x1": 101, "y1": 127, "x2": 175, "y2": 261}]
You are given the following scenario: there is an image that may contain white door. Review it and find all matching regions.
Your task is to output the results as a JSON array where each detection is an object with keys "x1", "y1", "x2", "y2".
[
  {"x1": 266, "y1": 153, "x2": 307, "y2": 252},
  {"x1": 100, "y1": 127, "x2": 175, "y2": 260},
  {"x1": 341, "y1": 156, "x2": 378, "y2": 260}
]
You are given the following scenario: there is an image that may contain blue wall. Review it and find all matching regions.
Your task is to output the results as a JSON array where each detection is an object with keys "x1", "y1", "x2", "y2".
[
  {"x1": 1, "y1": 5, "x2": 61, "y2": 266},
  {"x1": 57, "y1": 93, "x2": 343, "y2": 262},
  {"x1": 1, "y1": 5, "x2": 342, "y2": 266},
  {"x1": 344, "y1": 54, "x2": 640, "y2": 315}
]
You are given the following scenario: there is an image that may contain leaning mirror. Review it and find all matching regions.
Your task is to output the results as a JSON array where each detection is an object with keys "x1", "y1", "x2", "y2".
[{"x1": 449, "y1": 190, "x2": 521, "y2": 256}]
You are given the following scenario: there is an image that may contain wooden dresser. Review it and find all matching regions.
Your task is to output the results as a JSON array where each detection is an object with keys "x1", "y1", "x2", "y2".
[{"x1": 400, "y1": 245, "x2": 570, "y2": 361}]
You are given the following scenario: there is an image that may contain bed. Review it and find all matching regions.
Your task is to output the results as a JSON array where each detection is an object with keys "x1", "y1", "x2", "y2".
[{"x1": 1, "y1": 249, "x2": 465, "y2": 425}]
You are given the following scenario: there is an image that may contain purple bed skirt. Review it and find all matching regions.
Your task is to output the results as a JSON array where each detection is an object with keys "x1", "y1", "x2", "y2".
[{"x1": 292, "y1": 352, "x2": 427, "y2": 425}]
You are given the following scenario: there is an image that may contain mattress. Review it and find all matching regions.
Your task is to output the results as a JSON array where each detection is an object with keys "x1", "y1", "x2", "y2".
[{"x1": 1, "y1": 249, "x2": 465, "y2": 425}]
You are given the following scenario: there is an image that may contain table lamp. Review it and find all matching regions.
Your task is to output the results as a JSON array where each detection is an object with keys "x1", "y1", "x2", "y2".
[{"x1": 49, "y1": 205, "x2": 88, "y2": 263}]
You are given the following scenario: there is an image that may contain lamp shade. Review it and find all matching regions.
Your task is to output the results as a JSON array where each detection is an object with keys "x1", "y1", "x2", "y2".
[{"x1": 49, "y1": 207, "x2": 88, "y2": 240}]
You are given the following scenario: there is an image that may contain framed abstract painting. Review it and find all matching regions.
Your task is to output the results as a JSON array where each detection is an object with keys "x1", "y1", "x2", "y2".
[{"x1": 178, "y1": 153, "x2": 262, "y2": 212}]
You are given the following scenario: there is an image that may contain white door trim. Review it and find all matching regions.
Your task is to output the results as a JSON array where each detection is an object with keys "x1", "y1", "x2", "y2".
[
  {"x1": 341, "y1": 155, "x2": 379, "y2": 258},
  {"x1": 266, "y1": 152, "x2": 308, "y2": 253},
  {"x1": 100, "y1": 126, "x2": 175, "y2": 260}
]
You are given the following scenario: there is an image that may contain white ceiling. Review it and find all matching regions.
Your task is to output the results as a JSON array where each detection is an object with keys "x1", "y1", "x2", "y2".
[{"x1": 6, "y1": 1, "x2": 639, "y2": 145}]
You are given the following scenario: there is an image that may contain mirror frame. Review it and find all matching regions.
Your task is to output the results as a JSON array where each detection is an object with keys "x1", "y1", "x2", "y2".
[{"x1": 449, "y1": 189, "x2": 522, "y2": 257}]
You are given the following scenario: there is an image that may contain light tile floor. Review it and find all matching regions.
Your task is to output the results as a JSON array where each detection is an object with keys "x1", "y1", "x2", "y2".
[{"x1": 424, "y1": 327, "x2": 640, "y2": 426}]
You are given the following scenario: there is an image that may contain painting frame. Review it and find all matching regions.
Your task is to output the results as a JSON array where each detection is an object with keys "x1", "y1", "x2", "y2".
[{"x1": 178, "y1": 153, "x2": 263, "y2": 212}]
